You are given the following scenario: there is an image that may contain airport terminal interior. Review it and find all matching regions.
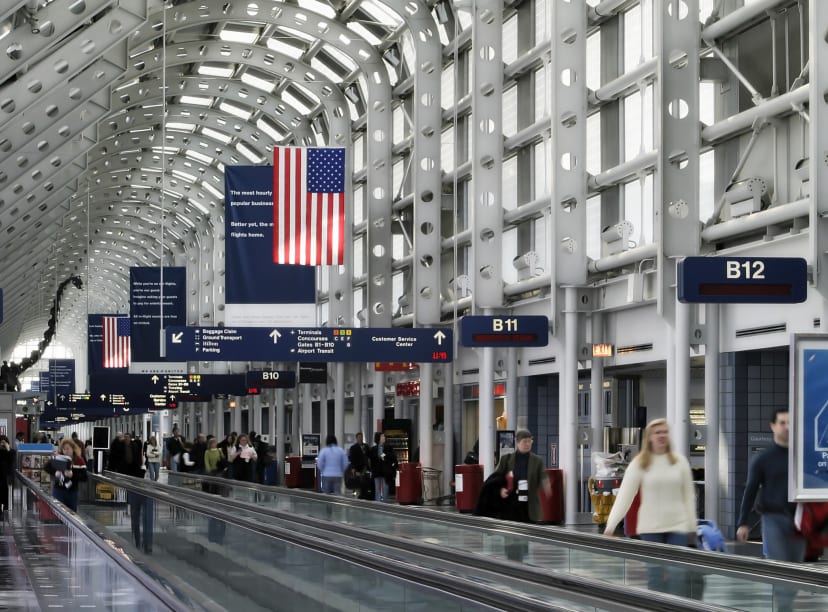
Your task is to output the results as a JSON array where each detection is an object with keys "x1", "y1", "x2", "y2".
[{"x1": 1, "y1": 0, "x2": 828, "y2": 609}]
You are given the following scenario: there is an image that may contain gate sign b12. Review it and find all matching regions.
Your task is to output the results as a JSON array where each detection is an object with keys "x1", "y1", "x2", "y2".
[
  {"x1": 460, "y1": 315, "x2": 549, "y2": 347},
  {"x1": 678, "y1": 256, "x2": 807, "y2": 303}
]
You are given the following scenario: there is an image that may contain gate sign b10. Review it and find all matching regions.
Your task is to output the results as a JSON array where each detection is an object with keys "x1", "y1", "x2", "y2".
[
  {"x1": 460, "y1": 315, "x2": 549, "y2": 347},
  {"x1": 678, "y1": 256, "x2": 807, "y2": 303}
]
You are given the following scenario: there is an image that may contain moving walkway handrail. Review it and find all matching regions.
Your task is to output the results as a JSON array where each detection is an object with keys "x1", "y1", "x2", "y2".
[
  {"x1": 13, "y1": 470, "x2": 189, "y2": 612},
  {"x1": 166, "y1": 470, "x2": 828, "y2": 589},
  {"x1": 97, "y1": 472, "x2": 731, "y2": 612}
]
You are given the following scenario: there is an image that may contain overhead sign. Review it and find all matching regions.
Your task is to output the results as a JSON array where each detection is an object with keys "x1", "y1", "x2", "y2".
[
  {"x1": 224, "y1": 166, "x2": 315, "y2": 326},
  {"x1": 48, "y1": 359, "x2": 75, "y2": 401},
  {"x1": 89, "y1": 372, "x2": 248, "y2": 405},
  {"x1": 129, "y1": 266, "x2": 187, "y2": 374},
  {"x1": 678, "y1": 256, "x2": 807, "y2": 303},
  {"x1": 460, "y1": 315, "x2": 549, "y2": 347},
  {"x1": 247, "y1": 370, "x2": 296, "y2": 389},
  {"x1": 165, "y1": 326, "x2": 453, "y2": 363},
  {"x1": 593, "y1": 343, "x2": 614, "y2": 358}
]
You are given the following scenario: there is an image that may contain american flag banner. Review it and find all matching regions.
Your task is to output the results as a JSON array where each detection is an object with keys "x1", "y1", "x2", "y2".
[
  {"x1": 102, "y1": 315, "x2": 130, "y2": 368},
  {"x1": 273, "y1": 146, "x2": 346, "y2": 266}
]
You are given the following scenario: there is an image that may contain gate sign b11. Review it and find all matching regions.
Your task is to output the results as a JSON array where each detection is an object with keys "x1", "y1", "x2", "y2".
[
  {"x1": 678, "y1": 256, "x2": 807, "y2": 304},
  {"x1": 460, "y1": 315, "x2": 549, "y2": 347}
]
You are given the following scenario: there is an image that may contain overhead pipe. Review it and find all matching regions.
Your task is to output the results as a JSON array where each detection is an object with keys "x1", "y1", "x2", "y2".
[
  {"x1": 591, "y1": 58, "x2": 657, "y2": 105},
  {"x1": 588, "y1": 243, "x2": 658, "y2": 273},
  {"x1": 700, "y1": 198, "x2": 809, "y2": 242},
  {"x1": 588, "y1": 151, "x2": 658, "y2": 191},
  {"x1": 701, "y1": 85, "x2": 808, "y2": 143},
  {"x1": 701, "y1": 0, "x2": 794, "y2": 42}
]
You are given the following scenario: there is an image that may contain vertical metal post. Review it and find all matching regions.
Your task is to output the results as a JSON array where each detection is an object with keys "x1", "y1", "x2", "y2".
[
  {"x1": 335, "y1": 362, "x2": 345, "y2": 447},
  {"x1": 275, "y1": 388, "x2": 284, "y2": 457},
  {"x1": 443, "y1": 364, "x2": 455, "y2": 496},
  {"x1": 506, "y1": 346, "x2": 518, "y2": 432},
  {"x1": 471, "y1": 0, "x2": 504, "y2": 309},
  {"x1": 810, "y1": 0, "x2": 828, "y2": 310},
  {"x1": 419, "y1": 363, "x2": 434, "y2": 469},
  {"x1": 590, "y1": 312, "x2": 605, "y2": 450},
  {"x1": 479, "y1": 346, "x2": 495, "y2": 476},
  {"x1": 656, "y1": 0, "x2": 700, "y2": 319},
  {"x1": 562, "y1": 287, "x2": 579, "y2": 523},
  {"x1": 373, "y1": 370, "x2": 385, "y2": 438},
  {"x1": 704, "y1": 303, "x2": 720, "y2": 521},
  {"x1": 674, "y1": 288, "x2": 691, "y2": 455}
]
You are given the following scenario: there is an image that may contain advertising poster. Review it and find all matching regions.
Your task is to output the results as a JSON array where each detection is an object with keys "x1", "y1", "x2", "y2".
[
  {"x1": 791, "y1": 334, "x2": 828, "y2": 500},
  {"x1": 129, "y1": 267, "x2": 186, "y2": 374},
  {"x1": 224, "y1": 166, "x2": 315, "y2": 326}
]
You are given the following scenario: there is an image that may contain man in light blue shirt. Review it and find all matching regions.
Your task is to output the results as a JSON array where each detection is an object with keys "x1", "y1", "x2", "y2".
[{"x1": 317, "y1": 434, "x2": 349, "y2": 494}]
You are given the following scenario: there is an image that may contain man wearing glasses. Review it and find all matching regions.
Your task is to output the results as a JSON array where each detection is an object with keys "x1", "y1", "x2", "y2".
[{"x1": 494, "y1": 429, "x2": 552, "y2": 524}]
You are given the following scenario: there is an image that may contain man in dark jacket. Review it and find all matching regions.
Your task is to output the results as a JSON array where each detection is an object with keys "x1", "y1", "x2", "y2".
[
  {"x1": 166, "y1": 426, "x2": 184, "y2": 472},
  {"x1": 114, "y1": 433, "x2": 153, "y2": 553},
  {"x1": 348, "y1": 432, "x2": 370, "y2": 472},
  {"x1": 191, "y1": 433, "x2": 207, "y2": 475}
]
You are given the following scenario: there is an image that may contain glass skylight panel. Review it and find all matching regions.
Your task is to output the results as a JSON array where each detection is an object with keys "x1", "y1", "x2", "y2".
[
  {"x1": 347, "y1": 22, "x2": 383, "y2": 46},
  {"x1": 202, "y1": 182, "x2": 223, "y2": 200},
  {"x1": 275, "y1": 25, "x2": 315, "y2": 44},
  {"x1": 310, "y1": 57, "x2": 343, "y2": 84},
  {"x1": 267, "y1": 36, "x2": 304, "y2": 59},
  {"x1": 241, "y1": 70, "x2": 276, "y2": 93},
  {"x1": 361, "y1": 1, "x2": 403, "y2": 27},
  {"x1": 323, "y1": 45, "x2": 358, "y2": 73},
  {"x1": 201, "y1": 127, "x2": 232, "y2": 144},
  {"x1": 219, "y1": 101, "x2": 252, "y2": 121},
  {"x1": 198, "y1": 64, "x2": 235, "y2": 78},
  {"x1": 298, "y1": 0, "x2": 336, "y2": 19},
  {"x1": 282, "y1": 90, "x2": 313, "y2": 115},
  {"x1": 257, "y1": 116, "x2": 286, "y2": 141},
  {"x1": 184, "y1": 150, "x2": 213, "y2": 165},
  {"x1": 179, "y1": 95, "x2": 213, "y2": 107},
  {"x1": 219, "y1": 25, "x2": 259, "y2": 44},
  {"x1": 236, "y1": 143, "x2": 262, "y2": 163}
]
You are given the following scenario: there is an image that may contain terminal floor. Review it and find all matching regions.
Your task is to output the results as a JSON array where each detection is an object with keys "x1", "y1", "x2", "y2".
[{"x1": 3, "y1": 476, "x2": 828, "y2": 611}]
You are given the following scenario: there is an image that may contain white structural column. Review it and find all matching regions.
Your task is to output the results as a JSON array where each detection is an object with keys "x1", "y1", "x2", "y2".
[
  {"x1": 655, "y1": 0, "x2": 700, "y2": 320},
  {"x1": 334, "y1": 362, "x2": 345, "y2": 446},
  {"x1": 704, "y1": 303, "x2": 720, "y2": 521},
  {"x1": 562, "y1": 287, "x2": 579, "y2": 523},
  {"x1": 674, "y1": 291, "x2": 691, "y2": 455},
  {"x1": 302, "y1": 387, "x2": 313, "y2": 439},
  {"x1": 352, "y1": 365, "x2": 363, "y2": 436},
  {"x1": 400, "y1": 0, "x2": 443, "y2": 479},
  {"x1": 274, "y1": 388, "x2": 283, "y2": 454},
  {"x1": 471, "y1": 0, "x2": 503, "y2": 477},
  {"x1": 810, "y1": 0, "x2": 828, "y2": 312},
  {"x1": 443, "y1": 363, "x2": 455, "y2": 493},
  {"x1": 419, "y1": 363, "x2": 434, "y2": 469},
  {"x1": 590, "y1": 313, "x2": 604, "y2": 450},
  {"x1": 373, "y1": 371, "x2": 384, "y2": 440},
  {"x1": 551, "y1": 0, "x2": 588, "y2": 289},
  {"x1": 656, "y1": 0, "x2": 699, "y2": 450},
  {"x1": 506, "y1": 347, "x2": 518, "y2": 432}
]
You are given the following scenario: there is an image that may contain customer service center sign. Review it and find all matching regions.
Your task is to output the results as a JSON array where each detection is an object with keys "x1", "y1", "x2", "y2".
[{"x1": 790, "y1": 334, "x2": 828, "y2": 501}]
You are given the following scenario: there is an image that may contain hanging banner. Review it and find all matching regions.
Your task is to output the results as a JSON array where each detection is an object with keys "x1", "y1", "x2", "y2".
[
  {"x1": 790, "y1": 334, "x2": 828, "y2": 500},
  {"x1": 48, "y1": 359, "x2": 75, "y2": 396},
  {"x1": 225, "y1": 166, "x2": 315, "y2": 326},
  {"x1": 129, "y1": 267, "x2": 187, "y2": 374}
]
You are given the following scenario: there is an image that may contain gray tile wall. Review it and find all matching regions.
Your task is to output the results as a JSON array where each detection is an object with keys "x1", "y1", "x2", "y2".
[{"x1": 719, "y1": 348, "x2": 788, "y2": 537}]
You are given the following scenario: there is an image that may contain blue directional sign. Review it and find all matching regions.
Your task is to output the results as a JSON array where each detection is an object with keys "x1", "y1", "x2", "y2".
[
  {"x1": 678, "y1": 256, "x2": 807, "y2": 303},
  {"x1": 165, "y1": 326, "x2": 453, "y2": 363},
  {"x1": 247, "y1": 370, "x2": 296, "y2": 389},
  {"x1": 460, "y1": 315, "x2": 549, "y2": 347}
]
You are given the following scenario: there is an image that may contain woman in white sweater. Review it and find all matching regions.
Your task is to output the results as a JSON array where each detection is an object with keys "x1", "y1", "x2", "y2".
[{"x1": 604, "y1": 418, "x2": 696, "y2": 594}]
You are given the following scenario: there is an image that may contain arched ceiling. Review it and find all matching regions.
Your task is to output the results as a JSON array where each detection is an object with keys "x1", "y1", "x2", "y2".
[{"x1": 0, "y1": 0, "x2": 453, "y2": 360}]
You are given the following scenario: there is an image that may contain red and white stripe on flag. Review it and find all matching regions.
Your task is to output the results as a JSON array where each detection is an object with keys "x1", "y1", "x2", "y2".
[
  {"x1": 273, "y1": 146, "x2": 345, "y2": 266},
  {"x1": 102, "y1": 316, "x2": 130, "y2": 368}
]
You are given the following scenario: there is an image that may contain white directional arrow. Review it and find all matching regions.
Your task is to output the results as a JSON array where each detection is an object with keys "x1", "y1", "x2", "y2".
[
  {"x1": 151, "y1": 375, "x2": 160, "y2": 384},
  {"x1": 171, "y1": 332, "x2": 183, "y2": 344},
  {"x1": 434, "y1": 330, "x2": 446, "y2": 345},
  {"x1": 100, "y1": 394, "x2": 107, "y2": 401},
  {"x1": 270, "y1": 329, "x2": 282, "y2": 343}
]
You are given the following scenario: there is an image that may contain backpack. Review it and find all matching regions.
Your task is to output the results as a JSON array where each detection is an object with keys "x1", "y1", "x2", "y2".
[{"x1": 696, "y1": 519, "x2": 726, "y2": 552}]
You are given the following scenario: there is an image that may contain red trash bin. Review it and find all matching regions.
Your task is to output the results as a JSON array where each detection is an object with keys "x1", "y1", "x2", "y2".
[
  {"x1": 541, "y1": 468, "x2": 565, "y2": 524},
  {"x1": 454, "y1": 464, "x2": 484, "y2": 513},
  {"x1": 396, "y1": 462, "x2": 422, "y2": 504},
  {"x1": 284, "y1": 456, "x2": 302, "y2": 488}
]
